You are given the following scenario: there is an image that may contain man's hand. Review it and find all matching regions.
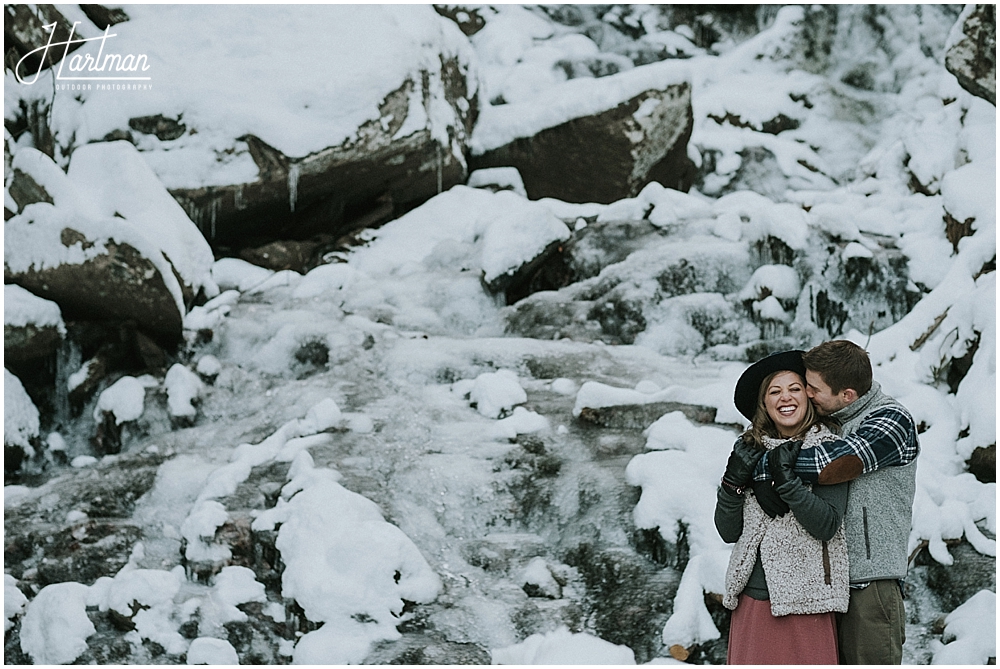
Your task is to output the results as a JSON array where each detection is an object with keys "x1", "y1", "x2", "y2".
[
  {"x1": 769, "y1": 440, "x2": 803, "y2": 488},
  {"x1": 752, "y1": 480, "x2": 789, "y2": 518},
  {"x1": 721, "y1": 440, "x2": 763, "y2": 495}
]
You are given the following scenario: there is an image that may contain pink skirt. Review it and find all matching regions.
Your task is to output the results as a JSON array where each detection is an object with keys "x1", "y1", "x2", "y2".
[{"x1": 727, "y1": 594, "x2": 839, "y2": 665}]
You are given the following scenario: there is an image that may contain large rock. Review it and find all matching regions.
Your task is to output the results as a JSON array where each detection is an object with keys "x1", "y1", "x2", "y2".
[
  {"x1": 5, "y1": 206, "x2": 186, "y2": 340},
  {"x1": 170, "y1": 67, "x2": 476, "y2": 252},
  {"x1": 4, "y1": 284, "x2": 65, "y2": 364},
  {"x1": 18, "y1": 6, "x2": 478, "y2": 255},
  {"x1": 945, "y1": 5, "x2": 996, "y2": 106},
  {"x1": 5, "y1": 144, "x2": 217, "y2": 341},
  {"x1": 471, "y1": 82, "x2": 695, "y2": 204}
]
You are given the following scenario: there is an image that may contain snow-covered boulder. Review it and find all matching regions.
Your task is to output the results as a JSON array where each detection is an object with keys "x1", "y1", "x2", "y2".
[
  {"x1": 187, "y1": 637, "x2": 239, "y2": 665},
  {"x1": 4, "y1": 284, "x2": 65, "y2": 364},
  {"x1": 18, "y1": 581, "x2": 95, "y2": 665},
  {"x1": 4, "y1": 145, "x2": 215, "y2": 341},
  {"x1": 66, "y1": 141, "x2": 215, "y2": 307},
  {"x1": 945, "y1": 5, "x2": 996, "y2": 106},
  {"x1": 470, "y1": 60, "x2": 695, "y2": 204},
  {"x1": 25, "y1": 6, "x2": 477, "y2": 254},
  {"x1": 92, "y1": 376, "x2": 147, "y2": 455}
]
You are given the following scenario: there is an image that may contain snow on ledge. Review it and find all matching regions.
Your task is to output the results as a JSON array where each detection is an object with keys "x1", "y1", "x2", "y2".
[{"x1": 471, "y1": 57, "x2": 691, "y2": 154}]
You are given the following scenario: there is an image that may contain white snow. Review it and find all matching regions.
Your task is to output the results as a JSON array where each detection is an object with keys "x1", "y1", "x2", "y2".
[
  {"x1": 737, "y1": 264, "x2": 801, "y2": 301},
  {"x1": 195, "y1": 355, "x2": 222, "y2": 378},
  {"x1": 469, "y1": 370, "x2": 528, "y2": 419},
  {"x1": 93, "y1": 376, "x2": 146, "y2": 424},
  {"x1": 492, "y1": 627, "x2": 637, "y2": 665},
  {"x1": 19, "y1": 582, "x2": 95, "y2": 665},
  {"x1": 67, "y1": 141, "x2": 215, "y2": 294},
  {"x1": 252, "y1": 450, "x2": 441, "y2": 664},
  {"x1": 467, "y1": 166, "x2": 527, "y2": 197},
  {"x1": 2, "y1": 4, "x2": 995, "y2": 664},
  {"x1": 38, "y1": 5, "x2": 474, "y2": 189},
  {"x1": 4, "y1": 369, "x2": 40, "y2": 450},
  {"x1": 164, "y1": 364, "x2": 204, "y2": 419},
  {"x1": 211, "y1": 258, "x2": 274, "y2": 293},
  {"x1": 4, "y1": 284, "x2": 65, "y2": 332},
  {"x1": 519, "y1": 557, "x2": 561, "y2": 598},
  {"x1": 932, "y1": 589, "x2": 996, "y2": 665},
  {"x1": 187, "y1": 637, "x2": 239, "y2": 665},
  {"x1": 4, "y1": 575, "x2": 28, "y2": 632},
  {"x1": 349, "y1": 186, "x2": 569, "y2": 287}
]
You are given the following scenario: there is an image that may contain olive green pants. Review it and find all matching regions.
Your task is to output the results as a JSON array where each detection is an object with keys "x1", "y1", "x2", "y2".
[{"x1": 837, "y1": 579, "x2": 905, "y2": 664}]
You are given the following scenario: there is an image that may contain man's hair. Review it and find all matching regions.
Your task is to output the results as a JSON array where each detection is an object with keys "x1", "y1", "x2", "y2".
[{"x1": 802, "y1": 340, "x2": 872, "y2": 396}]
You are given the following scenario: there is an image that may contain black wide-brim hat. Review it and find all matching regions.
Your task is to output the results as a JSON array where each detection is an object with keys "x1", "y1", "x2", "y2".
[{"x1": 734, "y1": 350, "x2": 807, "y2": 421}]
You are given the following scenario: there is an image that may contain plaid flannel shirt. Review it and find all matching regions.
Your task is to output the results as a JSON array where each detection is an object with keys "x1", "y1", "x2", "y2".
[{"x1": 753, "y1": 406, "x2": 919, "y2": 484}]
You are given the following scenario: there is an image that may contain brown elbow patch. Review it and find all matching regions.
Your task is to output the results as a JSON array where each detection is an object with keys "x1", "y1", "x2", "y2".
[{"x1": 818, "y1": 455, "x2": 864, "y2": 484}]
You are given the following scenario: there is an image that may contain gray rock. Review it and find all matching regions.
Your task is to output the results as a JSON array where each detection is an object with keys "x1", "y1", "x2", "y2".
[
  {"x1": 7, "y1": 168, "x2": 53, "y2": 211},
  {"x1": 945, "y1": 5, "x2": 996, "y2": 105},
  {"x1": 5, "y1": 5, "x2": 82, "y2": 80},
  {"x1": 578, "y1": 401, "x2": 718, "y2": 429},
  {"x1": 4, "y1": 322, "x2": 62, "y2": 364},
  {"x1": 563, "y1": 543, "x2": 680, "y2": 664},
  {"x1": 5, "y1": 231, "x2": 184, "y2": 341},
  {"x1": 470, "y1": 83, "x2": 696, "y2": 204},
  {"x1": 803, "y1": 236, "x2": 919, "y2": 339},
  {"x1": 460, "y1": 533, "x2": 547, "y2": 573},
  {"x1": 79, "y1": 4, "x2": 130, "y2": 29},
  {"x1": 170, "y1": 62, "x2": 476, "y2": 254},
  {"x1": 923, "y1": 539, "x2": 997, "y2": 613},
  {"x1": 967, "y1": 444, "x2": 995, "y2": 484}
]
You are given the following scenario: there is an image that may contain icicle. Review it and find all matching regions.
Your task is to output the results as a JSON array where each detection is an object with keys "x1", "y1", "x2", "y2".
[
  {"x1": 436, "y1": 143, "x2": 442, "y2": 194},
  {"x1": 288, "y1": 162, "x2": 301, "y2": 212},
  {"x1": 209, "y1": 198, "x2": 218, "y2": 240}
]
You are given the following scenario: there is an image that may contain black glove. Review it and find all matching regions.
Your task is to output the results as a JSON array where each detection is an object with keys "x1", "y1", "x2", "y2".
[
  {"x1": 721, "y1": 440, "x2": 763, "y2": 496},
  {"x1": 769, "y1": 440, "x2": 803, "y2": 489},
  {"x1": 752, "y1": 480, "x2": 789, "y2": 518}
]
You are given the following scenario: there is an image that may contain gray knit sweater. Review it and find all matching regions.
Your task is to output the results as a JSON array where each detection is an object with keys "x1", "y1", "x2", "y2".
[{"x1": 716, "y1": 426, "x2": 850, "y2": 616}]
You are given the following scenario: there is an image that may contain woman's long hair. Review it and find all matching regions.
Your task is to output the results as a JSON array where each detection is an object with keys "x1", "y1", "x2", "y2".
[{"x1": 743, "y1": 370, "x2": 838, "y2": 449}]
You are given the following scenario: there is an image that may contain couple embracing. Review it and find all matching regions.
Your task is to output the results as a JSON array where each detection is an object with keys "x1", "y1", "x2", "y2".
[{"x1": 716, "y1": 340, "x2": 919, "y2": 664}]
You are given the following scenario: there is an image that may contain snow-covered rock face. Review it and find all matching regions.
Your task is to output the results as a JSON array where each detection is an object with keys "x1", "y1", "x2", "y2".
[
  {"x1": 944, "y1": 5, "x2": 996, "y2": 106},
  {"x1": 471, "y1": 77, "x2": 695, "y2": 204},
  {"x1": 4, "y1": 284, "x2": 65, "y2": 365},
  {"x1": 8, "y1": 5, "x2": 478, "y2": 255},
  {"x1": 3, "y1": 4, "x2": 995, "y2": 666},
  {"x1": 4, "y1": 144, "x2": 215, "y2": 341}
]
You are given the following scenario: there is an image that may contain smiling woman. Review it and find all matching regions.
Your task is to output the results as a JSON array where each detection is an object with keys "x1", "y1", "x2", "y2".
[{"x1": 715, "y1": 350, "x2": 850, "y2": 664}]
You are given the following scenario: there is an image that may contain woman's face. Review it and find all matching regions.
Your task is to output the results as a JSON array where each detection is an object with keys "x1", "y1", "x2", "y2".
[{"x1": 764, "y1": 370, "x2": 809, "y2": 437}]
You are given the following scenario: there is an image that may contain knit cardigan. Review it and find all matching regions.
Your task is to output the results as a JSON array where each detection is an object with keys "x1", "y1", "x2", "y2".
[{"x1": 723, "y1": 425, "x2": 850, "y2": 617}]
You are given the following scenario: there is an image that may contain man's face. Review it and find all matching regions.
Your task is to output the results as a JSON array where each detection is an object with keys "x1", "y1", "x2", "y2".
[{"x1": 805, "y1": 370, "x2": 851, "y2": 415}]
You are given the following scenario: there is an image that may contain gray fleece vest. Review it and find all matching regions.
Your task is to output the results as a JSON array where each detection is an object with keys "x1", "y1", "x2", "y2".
[{"x1": 833, "y1": 382, "x2": 917, "y2": 583}]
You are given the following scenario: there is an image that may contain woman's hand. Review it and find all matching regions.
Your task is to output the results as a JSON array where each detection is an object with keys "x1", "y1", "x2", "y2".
[
  {"x1": 721, "y1": 440, "x2": 763, "y2": 495},
  {"x1": 769, "y1": 440, "x2": 804, "y2": 488}
]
